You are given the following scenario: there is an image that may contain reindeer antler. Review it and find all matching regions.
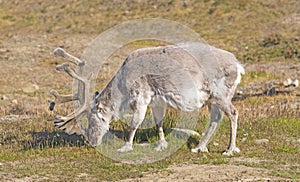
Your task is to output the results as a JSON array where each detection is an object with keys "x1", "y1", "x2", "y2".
[
  {"x1": 54, "y1": 48, "x2": 85, "y2": 66},
  {"x1": 49, "y1": 48, "x2": 91, "y2": 135}
]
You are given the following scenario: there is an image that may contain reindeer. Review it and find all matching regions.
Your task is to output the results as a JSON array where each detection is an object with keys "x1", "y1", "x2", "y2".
[{"x1": 50, "y1": 42, "x2": 244, "y2": 156}]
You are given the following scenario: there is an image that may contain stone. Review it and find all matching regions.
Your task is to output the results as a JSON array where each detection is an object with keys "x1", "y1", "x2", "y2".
[
  {"x1": 22, "y1": 84, "x2": 39, "y2": 94},
  {"x1": 236, "y1": 90, "x2": 243, "y2": 95},
  {"x1": 241, "y1": 137, "x2": 247, "y2": 143},
  {"x1": 171, "y1": 128, "x2": 201, "y2": 137},
  {"x1": 292, "y1": 79, "x2": 299, "y2": 87},
  {"x1": 265, "y1": 87, "x2": 276, "y2": 96},
  {"x1": 213, "y1": 142, "x2": 219, "y2": 146},
  {"x1": 12, "y1": 99, "x2": 18, "y2": 104},
  {"x1": 1, "y1": 95, "x2": 8, "y2": 100},
  {"x1": 254, "y1": 139, "x2": 269, "y2": 145},
  {"x1": 283, "y1": 78, "x2": 292, "y2": 87}
]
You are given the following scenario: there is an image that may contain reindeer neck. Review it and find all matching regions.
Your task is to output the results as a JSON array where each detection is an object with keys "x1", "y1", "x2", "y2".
[
  {"x1": 98, "y1": 70, "x2": 131, "y2": 119},
  {"x1": 98, "y1": 81, "x2": 113, "y2": 108}
]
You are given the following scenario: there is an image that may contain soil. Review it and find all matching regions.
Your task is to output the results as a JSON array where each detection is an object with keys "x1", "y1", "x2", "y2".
[{"x1": 123, "y1": 163, "x2": 284, "y2": 182}]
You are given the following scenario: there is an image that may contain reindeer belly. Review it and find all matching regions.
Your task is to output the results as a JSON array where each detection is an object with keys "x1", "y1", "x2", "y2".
[{"x1": 150, "y1": 87, "x2": 210, "y2": 112}]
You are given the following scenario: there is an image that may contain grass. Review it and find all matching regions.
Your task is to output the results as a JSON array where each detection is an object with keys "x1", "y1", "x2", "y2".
[{"x1": 0, "y1": 105, "x2": 299, "y2": 180}]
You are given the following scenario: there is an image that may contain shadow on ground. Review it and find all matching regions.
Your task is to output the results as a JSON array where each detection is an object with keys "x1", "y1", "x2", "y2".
[{"x1": 22, "y1": 131, "x2": 86, "y2": 150}]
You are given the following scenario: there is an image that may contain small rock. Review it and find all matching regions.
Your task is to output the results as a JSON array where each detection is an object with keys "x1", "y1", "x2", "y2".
[
  {"x1": 22, "y1": 84, "x2": 39, "y2": 94},
  {"x1": 136, "y1": 142, "x2": 150, "y2": 147},
  {"x1": 1, "y1": 95, "x2": 8, "y2": 100},
  {"x1": 243, "y1": 132, "x2": 249, "y2": 136},
  {"x1": 171, "y1": 128, "x2": 200, "y2": 137},
  {"x1": 213, "y1": 142, "x2": 219, "y2": 146},
  {"x1": 236, "y1": 90, "x2": 243, "y2": 95},
  {"x1": 12, "y1": 99, "x2": 18, "y2": 104},
  {"x1": 0, "y1": 48, "x2": 9, "y2": 53},
  {"x1": 254, "y1": 139, "x2": 269, "y2": 145},
  {"x1": 283, "y1": 78, "x2": 292, "y2": 87},
  {"x1": 292, "y1": 79, "x2": 299, "y2": 87},
  {"x1": 78, "y1": 173, "x2": 88, "y2": 178},
  {"x1": 241, "y1": 137, "x2": 247, "y2": 143},
  {"x1": 290, "y1": 102, "x2": 299, "y2": 109},
  {"x1": 266, "y1": 87, "x2": 276, "y2": 96}
]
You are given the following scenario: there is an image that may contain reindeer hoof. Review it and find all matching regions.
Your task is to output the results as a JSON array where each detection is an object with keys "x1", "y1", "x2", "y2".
[
  {"x1": 191, "y1": 146, "x2": 209, "y2": 153},
  {"x1": 154, "y1": 140, "x2": 168, "y2": 151},
  {"x1": 117, "y1": 142, "x2": 133, "y2": 153},
  {"x1": 222, "y1": 147, "x2": 240, "y2": 156}
]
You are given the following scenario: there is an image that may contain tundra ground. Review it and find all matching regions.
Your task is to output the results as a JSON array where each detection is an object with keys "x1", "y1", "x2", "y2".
[{"x1": 0, "y1": 0, "x2": 299, "y2": 181}]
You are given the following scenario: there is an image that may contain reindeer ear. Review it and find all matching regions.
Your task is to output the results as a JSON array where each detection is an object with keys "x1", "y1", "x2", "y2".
[{"x1": 93, "y1": 91, "x2": 99, "y2": 100}]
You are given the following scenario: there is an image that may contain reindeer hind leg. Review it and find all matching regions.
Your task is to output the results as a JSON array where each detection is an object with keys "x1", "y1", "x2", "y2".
[
  {"x1": 191, "y1": 103, "x2": 223, "y2": 153},
  {"x1": 151, "y1": 105, "x2": 168, "y2": 151}
]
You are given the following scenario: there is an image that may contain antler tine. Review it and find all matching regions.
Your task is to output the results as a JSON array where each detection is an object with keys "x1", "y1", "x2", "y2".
[
  {"x1": 53, "y1": 61, "x2": 91, "y2": 130},
  {"x1": 54, "y1": 48, "x2": 85, "y2": 66},
  {"x1": 56, "y1": 63, "x2": 89, "y2": 86},
  {"x1": 49, "y1": 89, "x2": 79, "y2": 104}
]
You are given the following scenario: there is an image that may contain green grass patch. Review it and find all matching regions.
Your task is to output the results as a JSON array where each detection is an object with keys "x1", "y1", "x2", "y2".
[
  {"x1": 273, "y1": 169, "x2": 300, "y2": 180},
  {"x1": 0, "y1": 113, "x2": 299, "y2": 180}
]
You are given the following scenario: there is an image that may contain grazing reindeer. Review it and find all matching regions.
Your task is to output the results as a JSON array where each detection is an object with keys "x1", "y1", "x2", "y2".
[{"x1": 50, "y1": 42, "x2": 244, "y2": 156}]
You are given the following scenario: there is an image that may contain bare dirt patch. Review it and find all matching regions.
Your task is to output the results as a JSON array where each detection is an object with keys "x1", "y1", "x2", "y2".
[{"x1": 123, "y1": 163, "x2": 283, "y2": 182}]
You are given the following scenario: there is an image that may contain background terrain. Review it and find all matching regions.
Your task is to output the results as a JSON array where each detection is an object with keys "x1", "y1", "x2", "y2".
[{"x1": 0, "y1": 0, "x2": 299, "y2": 181}]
